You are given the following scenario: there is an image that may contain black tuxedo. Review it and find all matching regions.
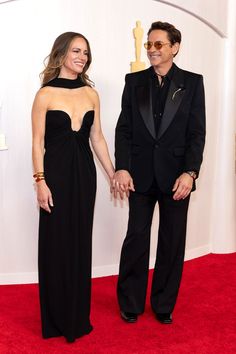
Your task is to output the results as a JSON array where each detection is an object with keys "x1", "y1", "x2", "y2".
[
  {"x1": 115, "y1": 64, "x2": 205, "y2": 193},
  {"x1": 115, "y1": 64, "x2": 205, "y2": 314}
]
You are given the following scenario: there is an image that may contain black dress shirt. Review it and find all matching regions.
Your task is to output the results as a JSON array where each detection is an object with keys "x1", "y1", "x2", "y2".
[{"x1": 150, "y1": 65, "x2": 174, "y2": 135}]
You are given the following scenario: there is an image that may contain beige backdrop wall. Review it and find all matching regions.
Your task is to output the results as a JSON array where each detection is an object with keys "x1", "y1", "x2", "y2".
[{"x1": 0, "y1": 0, "x2": 235, "y2": 284}]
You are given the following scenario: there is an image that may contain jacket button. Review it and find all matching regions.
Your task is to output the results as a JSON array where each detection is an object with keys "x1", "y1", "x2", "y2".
[{"x1": 155, "y1": 144, "x2": 160, "y2": 148}]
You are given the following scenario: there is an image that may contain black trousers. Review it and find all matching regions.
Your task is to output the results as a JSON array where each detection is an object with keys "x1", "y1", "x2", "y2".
[{"x1": 117, "y1": 180, "x2": 190, "y2": 314}]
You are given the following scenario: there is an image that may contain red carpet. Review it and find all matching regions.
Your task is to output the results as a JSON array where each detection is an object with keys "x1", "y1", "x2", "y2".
[{"x1": 0, "y1": 253, "x2": 236, "y2": 353}]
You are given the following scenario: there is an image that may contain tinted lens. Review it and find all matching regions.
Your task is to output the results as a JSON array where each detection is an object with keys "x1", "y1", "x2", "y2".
[
  {"x1": 154, "y1": 41, "x2": 163, "y2": 50},
  {"x1": 144, "y1": 41, "x2": 164, "y2": 50},
  {"x1": 144, "y1": 41, "x2": 152, "y2": 50}
]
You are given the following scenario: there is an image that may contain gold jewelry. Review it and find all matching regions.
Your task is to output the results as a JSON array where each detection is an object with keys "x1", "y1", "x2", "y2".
[
  {"x1": 33, "y1": 171, "x2": 44, "y2": 178},
  {"x1": 33, "y1": 172, "x2": 45, "y2": 183},
  {"x1": 35, "y1": 177, "x2": 45, "y2": 183}
]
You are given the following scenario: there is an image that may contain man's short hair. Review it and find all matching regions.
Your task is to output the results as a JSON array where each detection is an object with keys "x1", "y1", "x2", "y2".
[{"x1": 148, "y1": 21, "x2": 181, "y2": 45}]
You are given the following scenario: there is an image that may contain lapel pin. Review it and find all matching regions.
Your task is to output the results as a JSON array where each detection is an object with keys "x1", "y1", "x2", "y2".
[{"x1": 172, "y1": 85, "x2": 185, "y2": 100}]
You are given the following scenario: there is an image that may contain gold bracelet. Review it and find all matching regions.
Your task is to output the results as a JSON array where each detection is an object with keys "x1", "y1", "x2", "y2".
[
  {"x1": 33, "y1": 172, "x2": 44, "y2": 178},
  {"x1": 35, "y1": 177, "x2": 45, "y2": 183}
]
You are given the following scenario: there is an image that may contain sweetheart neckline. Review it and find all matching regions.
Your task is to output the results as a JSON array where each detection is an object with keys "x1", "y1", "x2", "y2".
[{"x1": 46, "y1": 109, "x2": 94, "y2": 132}]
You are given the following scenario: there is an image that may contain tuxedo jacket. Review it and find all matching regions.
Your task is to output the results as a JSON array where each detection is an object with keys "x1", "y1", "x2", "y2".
[{"x1": 115, "y1": 64, "x2": 206, "y2": 194}]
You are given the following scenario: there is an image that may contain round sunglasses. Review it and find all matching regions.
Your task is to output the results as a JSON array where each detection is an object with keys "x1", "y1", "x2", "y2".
[{"x1": 144, "y1": 41, "x2": 171, "y2": 50}]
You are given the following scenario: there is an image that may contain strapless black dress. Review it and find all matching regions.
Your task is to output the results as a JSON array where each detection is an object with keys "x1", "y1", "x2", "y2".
[{"x1": 38, "y1": 76, "x2": 96, "y2": 342}]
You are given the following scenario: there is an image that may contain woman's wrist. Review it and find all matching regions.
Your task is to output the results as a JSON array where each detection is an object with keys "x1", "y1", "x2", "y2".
[
  {"x1": 108, "y1": 169, "x2": 115, "y2": 180},
  {"x1": 33, "y1": 171, "x2": 45, "y2": 183}
]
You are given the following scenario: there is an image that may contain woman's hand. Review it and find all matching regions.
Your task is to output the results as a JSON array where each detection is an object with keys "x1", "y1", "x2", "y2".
[
  {"x1": 36, "y1": 181, "x2": 54, "y2": 213},
  {"x1": 112, "y1": 170, "x2": 135, "y2": 199}
]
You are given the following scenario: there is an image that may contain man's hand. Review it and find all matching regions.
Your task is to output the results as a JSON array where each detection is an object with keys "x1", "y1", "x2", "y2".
[
  {"x1": 172, "y1": 173, "x2": 194, "y2": 200},
  {"x1": 112, "y1": 170, "x2": 135, "y2": 199}
]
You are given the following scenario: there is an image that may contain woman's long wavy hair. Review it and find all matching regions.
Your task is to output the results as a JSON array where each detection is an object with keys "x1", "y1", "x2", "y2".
[{"x1": 40, "y1": 32, "x2": 93, "y2": 86}]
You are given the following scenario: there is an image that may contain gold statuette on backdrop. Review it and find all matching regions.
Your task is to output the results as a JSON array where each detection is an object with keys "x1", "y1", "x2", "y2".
[{"x1": 131, "y1": 21, "x2": 146, "y2": 73}]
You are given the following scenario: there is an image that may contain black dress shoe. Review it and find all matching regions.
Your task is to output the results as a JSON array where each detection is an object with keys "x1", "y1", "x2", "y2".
[
  {"x1": 120, "y1": 311, "x2": 138, "y2": 323},
  {"x1": 156, "y1": 313, "x2": 172, "y2": 324}
]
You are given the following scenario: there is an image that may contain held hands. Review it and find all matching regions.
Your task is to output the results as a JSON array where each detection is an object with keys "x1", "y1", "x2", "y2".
[
  {"x1": 36, "y1": 180, "x2": 54, "y2": 213},
  {"x1": 172, "y1": 173, "x2": 194, "y2": 200},
  {"x1": 110, "y1": 171, "x2": 192, "y2": 200},
  {"x1": 111, "y1": 170, "x2": 135, "y2": 199}
]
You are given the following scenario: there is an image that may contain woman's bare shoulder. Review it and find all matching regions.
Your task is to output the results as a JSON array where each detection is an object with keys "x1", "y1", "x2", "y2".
[{"x1": 33, "y1": 86, "x2": 54, "y2": 107}]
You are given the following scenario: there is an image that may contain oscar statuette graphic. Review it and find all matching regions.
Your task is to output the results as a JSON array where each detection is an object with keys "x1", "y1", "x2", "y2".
[{"x1": 131, "y1": 21, "x2": 146, "y2": 73}]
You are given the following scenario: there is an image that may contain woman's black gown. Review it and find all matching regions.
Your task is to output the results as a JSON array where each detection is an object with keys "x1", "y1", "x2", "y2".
[{"x1": 38, "y1": 77, "x2": 96, "y2": 342}]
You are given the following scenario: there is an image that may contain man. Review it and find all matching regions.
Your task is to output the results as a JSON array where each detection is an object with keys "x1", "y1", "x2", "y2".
[{"x1": 114, "y1": 21, "x2": 205, "y2": 324}]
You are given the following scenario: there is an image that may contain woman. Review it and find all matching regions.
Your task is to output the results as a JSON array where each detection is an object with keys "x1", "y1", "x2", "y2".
[{"x1": 32, "y1": 32, "x2": 114, "y2": 342}]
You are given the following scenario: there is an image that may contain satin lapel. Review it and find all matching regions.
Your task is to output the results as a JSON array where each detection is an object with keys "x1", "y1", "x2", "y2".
[
  {"x1": 157, "y1": 68, "x2": 185, "y2": 140},
  {"x1": 136, "y1": 78, "x2": 156, "y2": 139}
]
